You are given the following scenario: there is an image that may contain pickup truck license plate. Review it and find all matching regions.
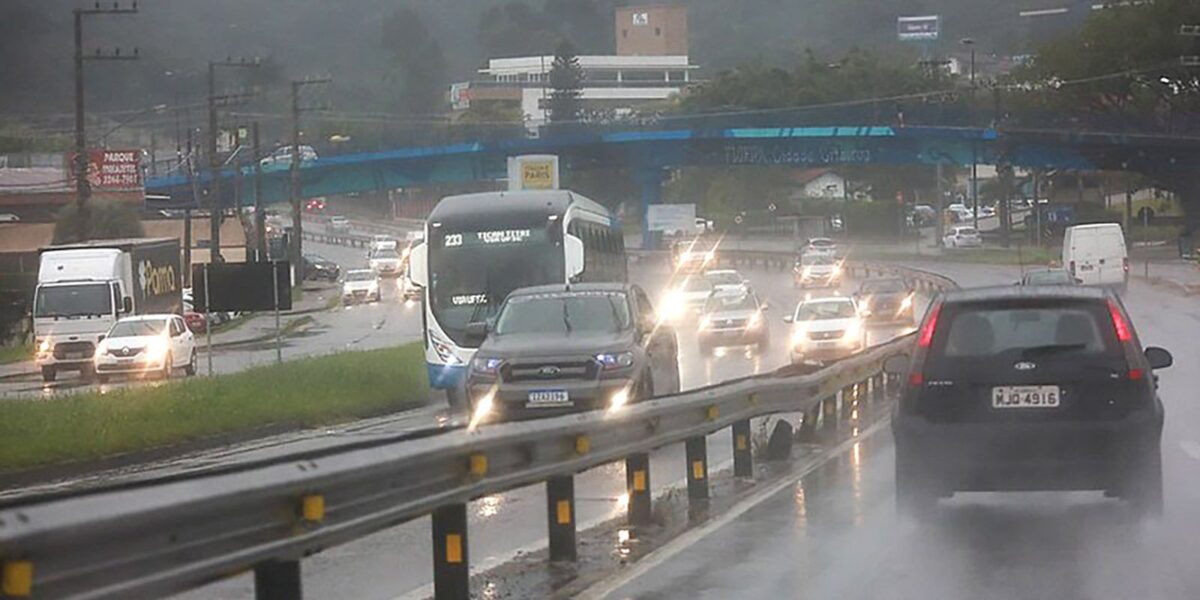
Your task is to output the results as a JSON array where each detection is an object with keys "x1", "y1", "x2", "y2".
[
  {"x1": 527, "y1": 390, "x2": 571, "y2": 408},
  {"x1": 992, "y1": 385, "x2": 1060, "y2": 409}
]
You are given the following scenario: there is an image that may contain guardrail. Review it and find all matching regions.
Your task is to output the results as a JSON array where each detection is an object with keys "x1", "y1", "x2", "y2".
[
  {"x1": 301, "y1": 229, "x2": 372, "y2": 249},
  {"x1": 0, "y1": 251, "x2": 956, "y2": 600}
]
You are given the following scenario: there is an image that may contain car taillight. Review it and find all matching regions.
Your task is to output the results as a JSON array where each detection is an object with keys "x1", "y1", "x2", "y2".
[
  {"x1": 1107, "y1": 299, "x2": 1132, "y2": 342},
  {"x1": 1068, "y1": 260, "x2": 1076, "y2": 276},
  {"x1": 917, "y1": 302, "x2": 942, "y2": 348},
  {"x1": 1122, "y1": 257, "x2": 1130, "y2": 272}
]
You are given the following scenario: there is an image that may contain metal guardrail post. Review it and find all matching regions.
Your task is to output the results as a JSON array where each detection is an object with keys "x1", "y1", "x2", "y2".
[
  {"x1": 546, "y1": 476, "x2": 577, "y2": 562},
  {"x1": 625, "y1": 453, "x2": 652, "y2": 527},
  {"x1": 821, "y1": 395, "x2": 838, "y2": 433},
  {"x1": 685, "y1": 437, "x2": 709, "y2": 501},
  {"x1": 798, "y1": 405, "x2": 820, "y2": 442},
  {"x1": 732, "y1": 419, "x2": 753, "y2": 478},
  {"x1": 431, "y1": 504, "x2": 469, "y2": 600},
  {"x1": 254, "y1": 560, "x2": 302, "y2": 600}
]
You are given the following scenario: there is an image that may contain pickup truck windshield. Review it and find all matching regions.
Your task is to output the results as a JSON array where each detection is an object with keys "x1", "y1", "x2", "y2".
[
  {"x1": 496, "y1": 293, "x2": 630, "y2": 335},
  {"x1": 34, "y1": 283, "x2": 112, "y2": 318}
]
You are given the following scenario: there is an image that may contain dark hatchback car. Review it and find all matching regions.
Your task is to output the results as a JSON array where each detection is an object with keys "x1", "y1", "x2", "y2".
[
  {"x1": 302, "y1": 254, "x2": 340, "y2": 281},
  {"x1": 1018, "y1": 268, "x2": 1078, "y2": 286},
  {"x1": 465, "y1": 283, "x2": 680, "y2": 421},
  {"x1": 853, "y1": 277, "x2": 915, "y2": 323},
  {"x1": 890, "y1": 286, "x2": 1172, "y2": 517}
]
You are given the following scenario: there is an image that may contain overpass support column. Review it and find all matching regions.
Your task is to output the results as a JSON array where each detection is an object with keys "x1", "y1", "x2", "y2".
[{"x1": 636, "y1": 167, "x2": 667, "y2": 250}]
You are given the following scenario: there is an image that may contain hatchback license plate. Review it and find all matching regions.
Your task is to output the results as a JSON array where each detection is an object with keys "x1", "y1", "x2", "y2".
[
  {"x1": 992, "y1": 385, "x2": 1060, "y2": 409},
  {"x1": 527, "y1": 390, "x2": 571, "y2": 408}
]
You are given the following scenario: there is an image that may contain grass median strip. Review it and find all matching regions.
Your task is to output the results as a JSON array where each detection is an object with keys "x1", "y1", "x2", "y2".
[
  {"x1": 0, "y1": 344, "x2": 31, "y2": 365},
  {"x1": 0, "y1": 342, "x2": 429, "y2": 472}
]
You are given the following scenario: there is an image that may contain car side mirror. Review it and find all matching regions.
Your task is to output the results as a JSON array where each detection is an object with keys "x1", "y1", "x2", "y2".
[
  {"x1": 782, "y1": 314, "x2": 794, "y2": 323},
  {"x1": 464, "y1": 321, "x2": 489, "y2": 342},
  {"x1": 122, "y1": 297, "x2": 133, "y2": 313},
  {"x1": 1145, "y1": 346, "x2": 1173, "y2": 370},
  {"x1": 97, "y1": 334, "x2": 106, "y2": 342},
  {"x1": 883, "y1": 354, "x2": 910, "y2": 375}
]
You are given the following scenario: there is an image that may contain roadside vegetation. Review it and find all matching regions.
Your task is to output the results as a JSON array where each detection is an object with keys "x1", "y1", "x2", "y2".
[
  {"x1": 0, "y1": 343, "x2": 31, "y2": 365},
  {"x1": 0, "y1": 343, "x2": 428, "y2": 472}
]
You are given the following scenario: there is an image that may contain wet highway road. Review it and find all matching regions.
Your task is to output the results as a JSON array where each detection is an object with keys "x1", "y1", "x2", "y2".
[
  {"x1": 605, "y1": 263, "x2": 1200, "y2": 600},
  {"x1": 174, "y1": 259, "x2": 919, "y2": 600}
]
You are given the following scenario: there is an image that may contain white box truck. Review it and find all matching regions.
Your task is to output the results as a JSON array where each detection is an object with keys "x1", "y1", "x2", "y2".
[{"x1": 33, "y1": 238, "x2": 182, "y2": 382}]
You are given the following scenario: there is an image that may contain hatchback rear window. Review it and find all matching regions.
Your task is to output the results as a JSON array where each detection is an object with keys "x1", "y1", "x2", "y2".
[{"x1": 935, "y1": 301, "x2": 1117, "y2": 359}]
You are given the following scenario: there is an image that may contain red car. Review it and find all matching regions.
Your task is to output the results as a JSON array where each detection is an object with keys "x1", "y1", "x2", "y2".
[{"x1": 183, "y1": 312, "x2": 208, "y2": 334}]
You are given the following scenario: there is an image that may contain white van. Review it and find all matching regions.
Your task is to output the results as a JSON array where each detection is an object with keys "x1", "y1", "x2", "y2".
[{"x1": 1063, "y1": 223, "x2": 1128, "y2": 290}]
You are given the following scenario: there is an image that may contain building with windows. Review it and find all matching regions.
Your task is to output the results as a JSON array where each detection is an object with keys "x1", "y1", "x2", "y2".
[{"x1": 450, "y1": 5, "x2": 698, "y2": 127}]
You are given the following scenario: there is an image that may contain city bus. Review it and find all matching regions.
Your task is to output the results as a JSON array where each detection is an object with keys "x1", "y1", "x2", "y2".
[{"x1": 407, "y1": 190, "x2": 626, "y2": 403}]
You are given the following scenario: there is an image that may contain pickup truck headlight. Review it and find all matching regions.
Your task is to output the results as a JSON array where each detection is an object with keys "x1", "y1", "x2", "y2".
[
  {"x1": 595, "y1": 351, "x2": 635, "y2": 370},
  {"x1": 471, "y1": 357, "x2": 503, "y2": 374}
]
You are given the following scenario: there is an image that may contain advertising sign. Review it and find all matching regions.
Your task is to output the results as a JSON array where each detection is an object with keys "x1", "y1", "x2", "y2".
[
  {"x1": 450, "y1": 82, "x2": 471, "y2": 111},
  {"x1": 647, "y1": 204, "x2": 696, "y2": 232},
  {"x1": 507, "y1": 155, "x2": 559, "y2": 191},
  {"x1": 68, "y1": 149, "x2": 143, "y2": 191},
  {"x1": 897, "y1": 15, "x2": 940, "y2": 41}
]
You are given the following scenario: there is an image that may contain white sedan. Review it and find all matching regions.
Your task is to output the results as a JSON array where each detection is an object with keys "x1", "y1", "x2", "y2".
[
  {"x1": 784, "y1": 296, "x2": 866, "y2": 364},
  {"x1": 94, "y1": 315, "x2": 197, "y2": 383}
]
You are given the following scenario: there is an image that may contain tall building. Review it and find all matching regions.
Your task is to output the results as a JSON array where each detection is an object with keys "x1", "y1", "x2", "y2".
[
  {"x1": 450, "y1": 5, "x2": 696, "y2": 128},
  {"x1": 616, "y1": 5, "x2": 689, "y2": 56}
]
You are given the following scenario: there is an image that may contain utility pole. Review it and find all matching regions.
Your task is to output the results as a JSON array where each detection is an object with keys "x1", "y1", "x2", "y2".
[
  {"x1": 960, "y1": 38, "x2": 980, "y2": 231},
  {"x1": 184, "y1": 127, "x2": 195, "y2": 285},
  {"x1": 253, "y1": 122, "x2": 267, "y2": 262},
  {"x1": 289, "y1": 76, "x2": 332, "y2": 289},
  {"x1": 207, "y1": 58, "x2": 260, "y2": 263},
  {"x1": 73, "y1": 2, "x2": 139, "y2": 242}
]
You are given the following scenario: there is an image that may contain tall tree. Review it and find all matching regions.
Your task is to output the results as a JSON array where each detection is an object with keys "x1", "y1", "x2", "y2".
[
  {"x1": 547, "y1": 39, "x2": 585, "y2": 123},
  {"x1": 383, "y1": 6, "x2": 448, "y2": 114}
]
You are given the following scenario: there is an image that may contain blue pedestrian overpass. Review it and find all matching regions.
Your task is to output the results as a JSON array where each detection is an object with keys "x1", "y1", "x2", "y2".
[{"x1": 145, "y1": 122, "x2": 1200, "y2": 225}]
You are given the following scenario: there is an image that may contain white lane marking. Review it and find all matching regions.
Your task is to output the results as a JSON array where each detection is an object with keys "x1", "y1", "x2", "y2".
[
  {"x1": 391, "y1": 457, "x2": 735, "y2": 600},
  {"x1": 577, "y1": 419, "x2": 889, "y2": 600},
  {"x1": 1180, "y1": 441, "x2": 1200, "y2": 461}
]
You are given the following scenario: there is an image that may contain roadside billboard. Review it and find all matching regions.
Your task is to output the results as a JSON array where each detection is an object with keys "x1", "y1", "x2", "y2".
[
  {"x1": 67, "y1": 149, "x2": 143, "y2": 191},
  {"x1": 897, "y1": 15, "x2": 940, "y2": 41},
  {"x1": 647, "y1": 203, "x2": 696, "y2": 232},
  {"x1": 506, "y1": 155, "x2": 559, "y2": 191}
]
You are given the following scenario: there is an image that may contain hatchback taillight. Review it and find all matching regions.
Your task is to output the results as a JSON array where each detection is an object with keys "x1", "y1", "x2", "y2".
[
  {"x1": 1123, "y1": 257, "x2": 1130, "y2": 272},
  {"x1": 1068, "y1": 260, "x2": 1076, "y2": 276}
]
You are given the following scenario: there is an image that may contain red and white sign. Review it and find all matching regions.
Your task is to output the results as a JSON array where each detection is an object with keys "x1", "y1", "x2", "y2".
[{"x1": 68, "y1": 149, "x2": 143, "y2": 191}]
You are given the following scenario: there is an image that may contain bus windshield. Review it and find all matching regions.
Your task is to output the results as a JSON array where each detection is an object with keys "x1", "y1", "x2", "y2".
[
  {"x1": 35, "y1": 283, "x2": 112, "y2": 318},
  {"x1": 429, "y1": 225, "x2": 564, "y2": 345}
]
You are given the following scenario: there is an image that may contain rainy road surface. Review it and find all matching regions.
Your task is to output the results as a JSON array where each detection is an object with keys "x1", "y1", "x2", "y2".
[
  {"x1": 175, "y1": 258, "x2": 920, "y2": 600},
  {"x1": 599, "y1": 263, "x2": 1200, "y2": 600}
]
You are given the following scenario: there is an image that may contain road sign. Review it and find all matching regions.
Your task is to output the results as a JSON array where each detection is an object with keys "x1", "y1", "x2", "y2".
[
  {"x1": 898, "y1": 15, "x2": 940, "y2": 41},
  {"x1": 647, "y1": 204, "x2": 696, "y2": 232}
]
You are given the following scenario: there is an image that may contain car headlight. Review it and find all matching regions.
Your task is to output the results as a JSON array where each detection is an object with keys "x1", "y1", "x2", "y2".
[
  {"x1": 596, "y1": 351, "x2": 635, "y2": 370},
  {"x1": 95, "y1": 340, "x2": 108, "y2": 355},
  {"x1": 680, "y1": 251, "x2": 694, "y2": 262},
  {"x1": 37, "y1": 338, "x2": 51, "y2": 354},
  {"x1": 802, "y1": 267, "x2": 812, "y2": 278},
  {"x1": 471, "y1": 356, "x2": 503, "y2": 374},
  {"x1": 145, "y1": 337, "x2": 169, "y2": 362},
  {"x1": 831, "y1": 265, "x2": 842, "y2": 277},
  {"x1": 898, "y1": 295, "x2": 914, "y2": 311},
  {"x1": 842, "y1": 320, "x2": 863, "y2": 343},
  {"x1": 661, "y1": 294, "x2": 684, "y2": 319},
  {"x1": 748, "y1": 312, "x2": 762, "y2": 328},
  {"x1": 791, "y1": 323, "x2": 809, "y2": 345},
  {"x1": 698, "y1": 315, "x2": 712, "y2": 331}
]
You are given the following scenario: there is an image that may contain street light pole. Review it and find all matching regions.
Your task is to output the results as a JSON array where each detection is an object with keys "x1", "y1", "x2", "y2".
[
  {"x1": 206, "y1": 58, "x2": 260, "y2": 263},
  {"x1": 961, "y1": 37, "x2": 980, "y2": 231},
  {"x1": 288, "y1": 76, "x2": 332, "y2": 291}
]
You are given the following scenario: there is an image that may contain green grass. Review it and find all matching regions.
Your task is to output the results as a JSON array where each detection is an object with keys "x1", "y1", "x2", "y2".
[
  {"x1": 0, "y1": 343, "x2": 429, "y2": 472},
  {"x1": 0, "y1": 343, "x2": 31, "y2": 365}
]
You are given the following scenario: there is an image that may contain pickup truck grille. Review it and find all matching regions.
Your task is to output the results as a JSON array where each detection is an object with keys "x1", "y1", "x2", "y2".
[
  {"x1": 809, "y1": 330, "x2": 844, "y2": 341},
  {"x1": 53, "y1": 341, "x2": 95, "y2": 359},
  {"x1": 504, "y1": 360, "x2": 596, "y2": 382}
]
